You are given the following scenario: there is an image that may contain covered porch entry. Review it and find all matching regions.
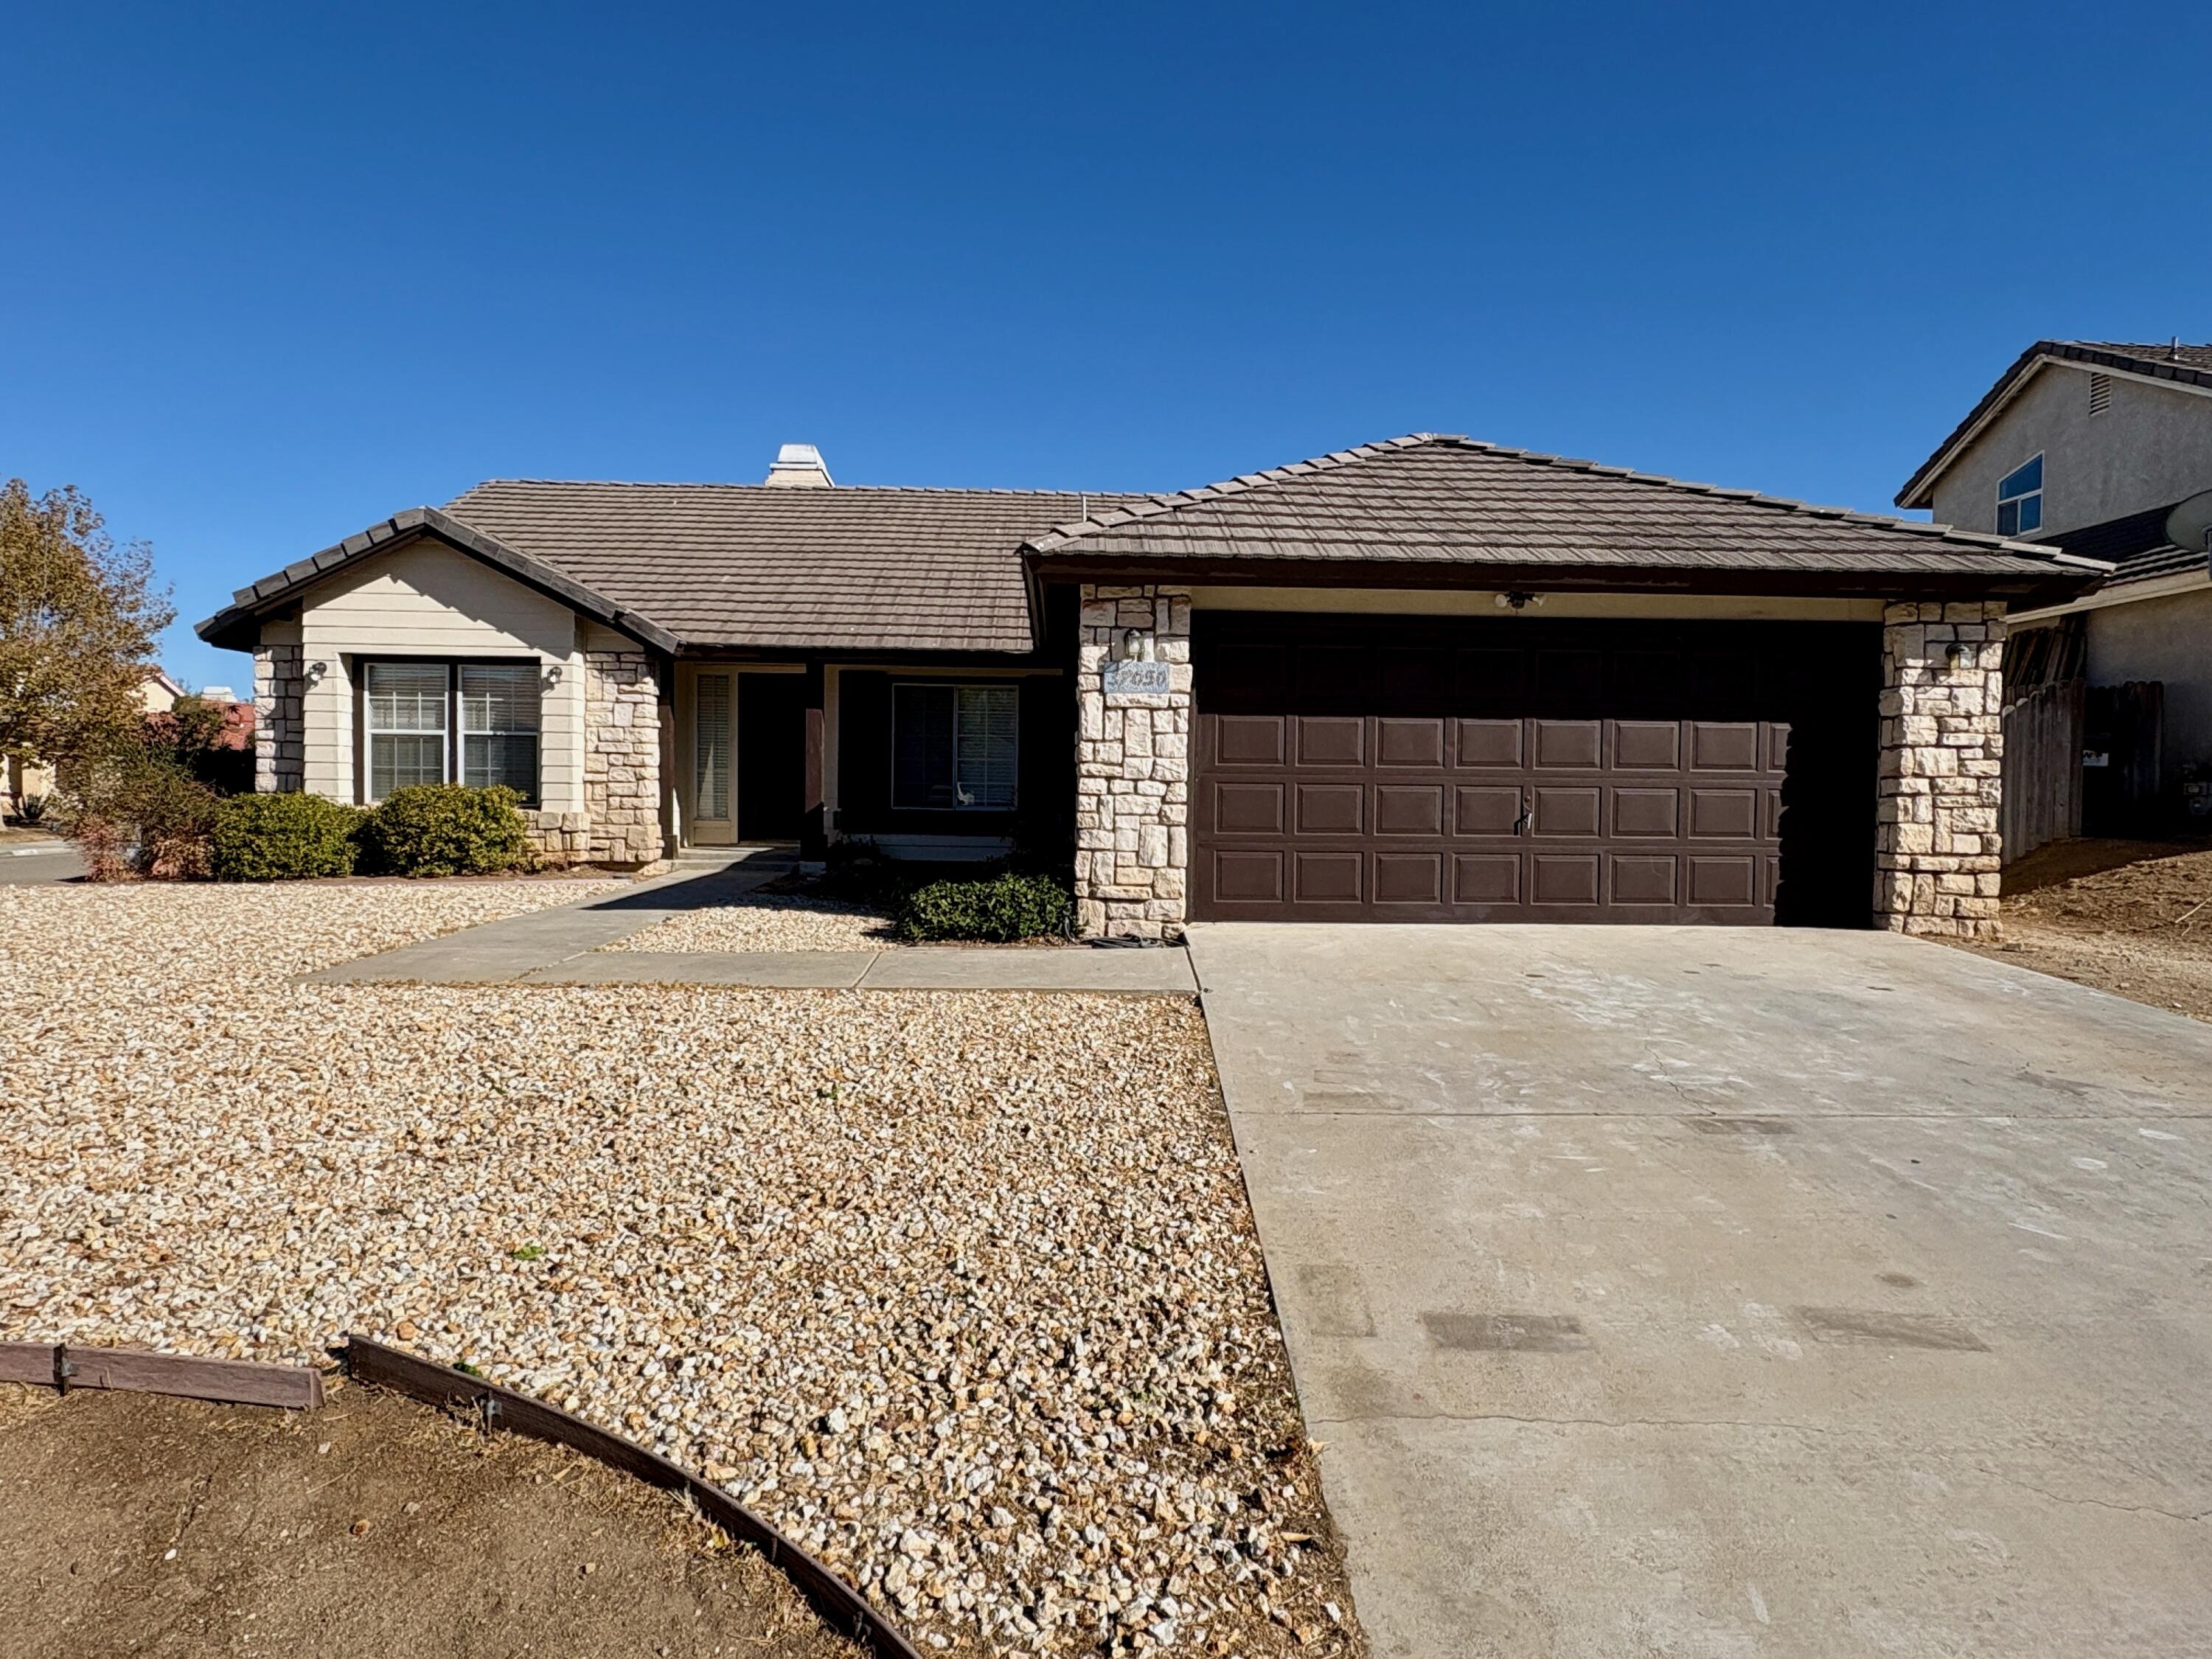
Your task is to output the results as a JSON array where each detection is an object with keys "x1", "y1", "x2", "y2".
[{"x1": 675, "y1": 664, "x2": 813, "y2": 847}]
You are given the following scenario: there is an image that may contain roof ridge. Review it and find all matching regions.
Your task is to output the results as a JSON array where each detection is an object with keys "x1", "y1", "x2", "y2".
[
  {"x1": 1026, "y1": 434, "x2": 1453, "y2": 550},
  {"x1": 1027, "y1": 432, "x2": 2087, "y2": 564},
  {"x1": 453, "y1": 479, "x2": 1148, "y2": 499}
]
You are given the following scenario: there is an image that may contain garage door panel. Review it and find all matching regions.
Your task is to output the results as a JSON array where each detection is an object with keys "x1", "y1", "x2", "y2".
[
  {"x1": 1533, "y1": 720, "x2": 1602, "y2": 768},
  {"x1": 1688, "y1": 788, "x2": 1760, "y2": 839},
  {"x1": 1455, "y1": 785, "x2": 1523, "y2": 835},
  {"x1": 1686, "y1": 855, "x2": 1759, "y2": 908},
  {"x1": 1213, "y1": 850, "x2": 1284, "y2": 903},
  {"x1": 1453, "y1": 854, "x2": 1521, "y2": 902},
  {"x1": 1294, "y1": 783, "x2": 1363, "y2": 835},
  {"x1": 1689, "y1": 721, "x2": 1761, "y2": 771},
  {"x1": 1531, "y1": 855, "x2": 1601, "y2": 905},
  {"x1": 1216, "y1": 714, "x2": 1286, "y2": 766},
  {"x1": 1215, "y1": 781, "x2": 1285, "y2": 835},
  {"x1": 1374, "y1": 853, "x2": 1443, "y2": 904},
  {"x1": 1457, "y1": 719, "x2": 1523, "y2": 767},
  {"x1": 1533, "y1": 787, "x2": 1601, "y2": 838},
  {"x1": 1191, "y1": 615, "x2": 1874, "y2": 925},
  {"x1": 1610, "y1": 854, "x2": 1677, "y2": 905},
  {"x1": 1295, "y1": 717, "x2": 1365, "y2": 767},
  {"x1": 1614, "y1": 720, "x2": 1682, "y2": 770},
  {"x1": 1613, "y1": 787, "x2": 1680, "y2": 838},
  {"x1": 1375, "y1": 785, "x2": 1445, "y2": 835},
  {"x1": 1293, "y1": 851, "x2": 1363, "y2": 902},
  {"x1": 1377, "y1": 717, "x2": 1446, "y2": 766}
]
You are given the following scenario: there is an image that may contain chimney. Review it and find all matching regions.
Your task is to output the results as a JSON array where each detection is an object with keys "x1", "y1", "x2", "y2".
[{"x1": 764, "y1": 442, "x2": 834, "y2": 487}]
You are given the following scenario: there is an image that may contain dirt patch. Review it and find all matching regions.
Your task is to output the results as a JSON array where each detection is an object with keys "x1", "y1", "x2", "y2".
[
  {"x1": 0, "y1": 1379, "x2": 860, "y2": 1659},
  {"x1": 1950, "y1": 838, "x2": 2212, "y2": 1021}
]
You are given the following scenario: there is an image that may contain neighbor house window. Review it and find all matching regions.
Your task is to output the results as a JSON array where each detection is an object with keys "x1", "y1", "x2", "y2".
[
  {"x1": 1996, "y1": 454, "x2": 2043, "y2": 536},
  {"x1": 364, "y1": 659, "x2": 540, "y2": 804},
  {"x1": 892, "y1": 683, "x2": 1018, "y2": 810}
]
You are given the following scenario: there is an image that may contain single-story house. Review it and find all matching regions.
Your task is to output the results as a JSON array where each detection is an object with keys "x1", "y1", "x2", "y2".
[{"x1": 199, "y1": 434, "x2": 2106, "y2": 937}]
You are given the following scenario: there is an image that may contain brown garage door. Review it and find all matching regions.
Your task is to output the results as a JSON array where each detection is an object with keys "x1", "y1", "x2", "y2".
[{"x1": 1192, "y1": 613, "x2": 1877, "y2": 925}]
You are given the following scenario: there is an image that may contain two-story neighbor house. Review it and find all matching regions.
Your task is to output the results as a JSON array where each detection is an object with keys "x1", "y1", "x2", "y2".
[
  {"x1": 1899, "y1": 341, "x2": 2212, "y2": 826},
  {"x1": 201, "y1": 434, "x2": 2104, "y2": 938}
]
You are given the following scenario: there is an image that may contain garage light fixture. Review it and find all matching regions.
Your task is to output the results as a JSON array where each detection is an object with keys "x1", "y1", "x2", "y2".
[
  {"x1": 1945, "y1": 642, "x2": 1973, "y2": 670},
  {"x1": 1495, "y1": 590, "x2": 1546, "y2": 611}
]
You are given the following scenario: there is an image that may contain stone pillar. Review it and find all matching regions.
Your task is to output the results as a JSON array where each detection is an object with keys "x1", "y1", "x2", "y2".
[
  {"x1": 252, "y1": 641, "x2": 305, "y2": 793},
  {"x1": 1876, "y1": 601, "x2": 2006, "y2": 938},
  {"x1": 1074, "y1": 584, "x2": 1192, "y2": 939},
  {"x1": 585, "y1": 650, "x2": 664, "y2": 866}
]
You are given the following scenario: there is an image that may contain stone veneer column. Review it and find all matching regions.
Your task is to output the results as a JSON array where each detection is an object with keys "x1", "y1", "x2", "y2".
[
  {"x1": 1074, "y1": 584, "x2": 1193, "y2": 939},
  {"x1": 252, "y1": 641, "x2": 305, "y2": 793},
  {"x1": 1875, "y1": 601, "x2": 2006, "y2": 938},
  {"x1": 585, "y1": 650, "x2": 664, "y2": 866}
]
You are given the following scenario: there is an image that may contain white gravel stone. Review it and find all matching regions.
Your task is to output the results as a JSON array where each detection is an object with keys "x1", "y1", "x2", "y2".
[
  {"x1": 605, "y1": 890, "x2": 897, "y2": 953},
  {"x1": 0, "y1": 882, "x2": 1359, "y2": 1657}
]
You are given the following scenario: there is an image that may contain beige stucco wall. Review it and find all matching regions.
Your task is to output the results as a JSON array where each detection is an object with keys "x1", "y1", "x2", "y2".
[
  {"x1": 1927, "y1": 364, "x2": 2212, "y2": 538},
  {"x1": 294, "y1": 540, "x2": 587, "y2": 813},
  {"x1": 2085, "y1": 585, "x2": 2212, "y2": 775}
]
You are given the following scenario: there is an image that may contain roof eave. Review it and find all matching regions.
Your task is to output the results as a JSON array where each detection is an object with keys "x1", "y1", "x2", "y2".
[
  {"x1": 1024, "y1": 549, "x2": 2108, "y2": 605},
  {"x1": 194, "y1": 507, "x2": 681, "y2": 656}
]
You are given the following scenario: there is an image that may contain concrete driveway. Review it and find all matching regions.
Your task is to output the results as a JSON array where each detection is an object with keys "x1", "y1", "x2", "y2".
[{"x1": 1188, "y1": 924, "x2": 2212, "y2": 1659}]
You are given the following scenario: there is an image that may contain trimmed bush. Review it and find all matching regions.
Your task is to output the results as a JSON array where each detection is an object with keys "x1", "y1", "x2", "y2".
[
  {"x1": 211, "y1": 793, "x2": 363, "y2": 881},
  {"x1": 364, "y1": 785, "x2": 535, "y2": 877},
  {"x1": 894, "y1": 872, "x2": 1074, "y2": 942}
]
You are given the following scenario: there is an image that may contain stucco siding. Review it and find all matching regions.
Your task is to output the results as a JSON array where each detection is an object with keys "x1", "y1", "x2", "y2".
[
  {"x1": 2085, "y1": 586, "x2": 2212, "y2": 776},
  {"x1": 294, "y1": 540, "x2": 586, "y2": 812},
  {"x1": 1929, "y1": 364, "x2": 2212, "y2": 538}
]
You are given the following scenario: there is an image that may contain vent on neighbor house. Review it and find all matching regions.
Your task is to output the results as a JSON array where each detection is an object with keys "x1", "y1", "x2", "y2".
[
  {"x1": 2089, "y1": 372, "x2": 2112, "y2": 416},
  {"x1": 764, "y1": 443, "x2": 834, "y2": 487}
]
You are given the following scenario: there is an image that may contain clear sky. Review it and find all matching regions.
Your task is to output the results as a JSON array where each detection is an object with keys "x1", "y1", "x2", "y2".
[{"x1": 4, "y1": 1, "x2": 2206, "y2": 692}]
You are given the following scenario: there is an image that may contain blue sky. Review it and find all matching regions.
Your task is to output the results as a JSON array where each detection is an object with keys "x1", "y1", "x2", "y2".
[{"x1": 4, "y1": 1, "x2": 2206, "y2": 691}]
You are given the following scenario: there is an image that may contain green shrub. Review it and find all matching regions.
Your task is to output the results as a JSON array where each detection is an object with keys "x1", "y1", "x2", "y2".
[
  {"x1": 364, "y1": 784, "x2": 535, "y2": 877},
  {"x1": 211, "y1": 793, "x2": 363, "y2": 881},
  {"x1": 894, "y1": 872, "x2": 1074, "y2": 942}
]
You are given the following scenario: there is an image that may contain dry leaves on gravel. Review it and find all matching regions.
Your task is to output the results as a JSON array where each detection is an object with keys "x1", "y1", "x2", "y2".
[{"x1": 0, "y1": 883, "x2": 1360, "y2": 1658}]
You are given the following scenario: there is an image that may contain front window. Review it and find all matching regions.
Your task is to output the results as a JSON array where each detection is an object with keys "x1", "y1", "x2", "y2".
[
  {"x1": 892, "y1": 682, "x2": 1018, "y2": 810},
  {"x1": 1997, "y1": 454, "x2": 2043, "y2": 536},
  {"x1": 364, "y1": 659, "x2": 540, "y2": 804}
]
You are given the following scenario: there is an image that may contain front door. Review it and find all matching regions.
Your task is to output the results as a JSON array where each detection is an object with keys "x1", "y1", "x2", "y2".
[{"x1": 737, "y1": 671, "x2": 807, "y2": 842}]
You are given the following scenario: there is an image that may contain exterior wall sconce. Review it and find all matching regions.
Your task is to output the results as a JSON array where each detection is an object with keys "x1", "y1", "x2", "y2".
[
  {"x1": 1944, "y1": 642, "x2": 1972, "y2": 670},
  {"x1": 1495, "y1": 591, "x2": 1546, "y2": 611},
  {"x1": 305, "y1": 660, "x2": 328, "y2": 685},
  {"x1": 543, "y1": 661, "x2": 564, "y2": 689}
]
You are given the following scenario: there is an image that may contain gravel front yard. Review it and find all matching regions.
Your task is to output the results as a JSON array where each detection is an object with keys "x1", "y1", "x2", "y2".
[
  {"x1": 0, "y1": 884, "x2": 1357, "y2": 1657},
  {"x1": 607, "y1": 888, "x2": 898, "y2": 952}
]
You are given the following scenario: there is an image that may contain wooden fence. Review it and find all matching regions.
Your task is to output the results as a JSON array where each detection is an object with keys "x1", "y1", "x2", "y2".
[{"x1": 2001, "y1": 678, "x2": 2084, "y2": 865}]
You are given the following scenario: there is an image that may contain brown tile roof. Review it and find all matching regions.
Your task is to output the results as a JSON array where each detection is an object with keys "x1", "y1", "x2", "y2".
[
  {"x1": 1029, "y1": 434, "x2": 2102, "y2": 582},
  {"x1": 1897, "y1": 340, "x2": 2212, "y2": 509},
  {"x1": 443, "y1": 480, "x2": 1146, "y2": 655},
  {"x1": 2036, "y1": 500, "x2": 2208, "y2": 591}
]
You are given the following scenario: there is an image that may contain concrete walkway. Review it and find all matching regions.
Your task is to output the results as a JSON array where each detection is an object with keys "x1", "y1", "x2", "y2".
[
  {"x1": 307, "y1": 852, "x2": 1195, "y2": 993},
  {"x1": 1189, "y1": 922, "x2": 2212, "y2": 1659},
  {"x1": 1, "y1": 839, "x2": 83, "y2": 883}
]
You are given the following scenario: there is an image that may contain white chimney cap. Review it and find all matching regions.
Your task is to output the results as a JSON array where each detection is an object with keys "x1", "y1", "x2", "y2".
[{"x1": 764, "y1": 443, "x2": 834, "y2": 487}]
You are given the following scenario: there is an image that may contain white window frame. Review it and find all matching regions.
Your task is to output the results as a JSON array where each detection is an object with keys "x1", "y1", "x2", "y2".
[
  {"x1": 359, "y1": 658, "x2": 543, "y2": 807},
  {"x1": 1996, "y1": 453, "x2": 2044, "y2": 538},
  {"x1": 890, "y1": 681, "x2": 1020, "y2": 812}
]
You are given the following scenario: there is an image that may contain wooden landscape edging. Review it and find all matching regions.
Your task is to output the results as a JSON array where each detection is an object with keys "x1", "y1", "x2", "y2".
[
  {"x1": 344, "y1": 1335, "x2": 925, "y2": 1659},
  {"x1": 0, "y1": 1340, "x2": 324, "y2": 1409}
]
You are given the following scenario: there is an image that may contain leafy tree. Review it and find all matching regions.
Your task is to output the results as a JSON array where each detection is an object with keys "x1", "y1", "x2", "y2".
[{"x1": 0, "y1": 479, "x2": 174, "y2": 765}]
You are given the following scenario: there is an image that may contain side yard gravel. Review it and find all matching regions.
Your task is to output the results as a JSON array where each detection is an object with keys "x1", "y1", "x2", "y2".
[{"x1": 0, "y1": 884, "x2": 1359, "y2": 1658}]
